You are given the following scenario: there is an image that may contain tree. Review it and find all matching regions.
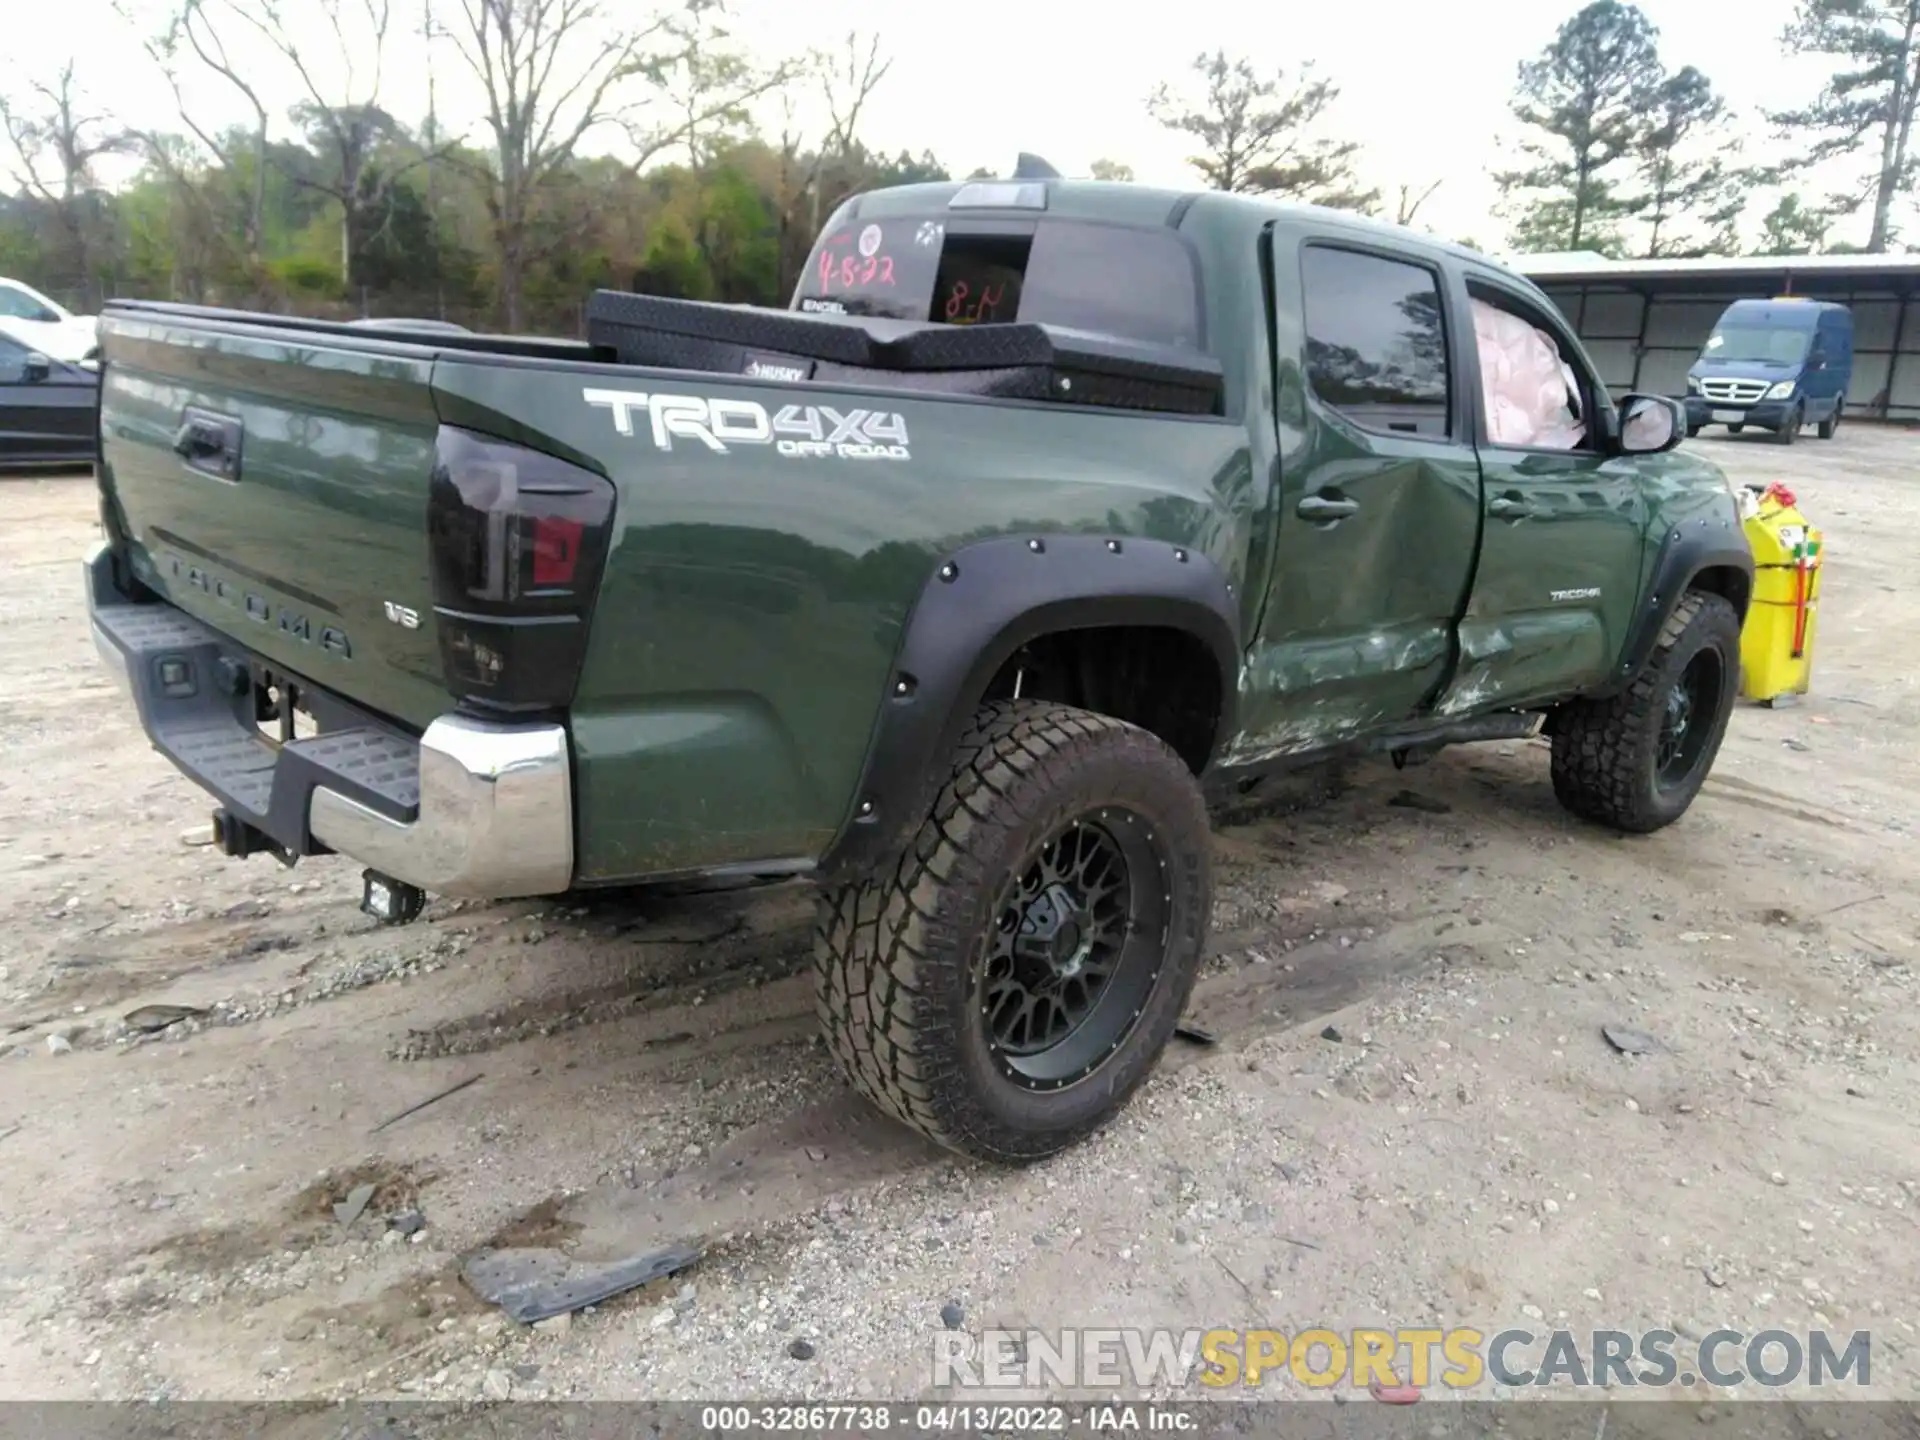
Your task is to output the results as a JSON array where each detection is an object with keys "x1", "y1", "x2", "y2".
[
  {"x1": 1387, "y1": 179, "x2": 1443, "y2": 227},
  {"x1": 120, "y1": 0, "x2": 270, "y2": 273},
  {"x1": 0, "y1": 61, "x2": 128, "y2": 306},
  {"x1": 1757, "y1": 192, "x2": 1835, "y2": 254},
  {"x1": 1497, "y1": 0, "x2": 1665, "y2": 253},
  {"x1": 1090, "y1": 158, "x2": 1135, "y2": 183},
  {"x1": 1632, "y1": 66, "x2": 1745, "y2": 257},
  {"x1": 773, "y1": 34, "x2": 891, "y2": 294},
  {"x1": 201, "y1": 0, "x2": 450, "y2": 290},
  {"x1": 1148, "y1": 51, "x2": 1377, "y2": 208},
  {"x1": 1770, "y1": 0, "x2": 1920, "y2": 252},
  {"x1": 449, "y1": 0, "x2": 778, "y2": 329}
]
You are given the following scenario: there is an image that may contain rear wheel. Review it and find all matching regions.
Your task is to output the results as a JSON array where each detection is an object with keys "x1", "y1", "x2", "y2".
[
  {"x1": 813, "y1": 700, "x2": 1212, "y2": 1163},
  {"x1": 1818, "y1": 402, "x2": 1842, "y2": 440},
  {"x1": 1549, "y1": 592, "x2": 1741, "y2": 834}
]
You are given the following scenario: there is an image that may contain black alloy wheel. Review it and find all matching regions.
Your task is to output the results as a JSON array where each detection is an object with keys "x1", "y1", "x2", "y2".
[
  {"x1": 983, "y1": 809, "x2": 1168, "y2": 1090},
  {"x1": 1655, "y1": 647, "x2": 1726, "y2": 791}
]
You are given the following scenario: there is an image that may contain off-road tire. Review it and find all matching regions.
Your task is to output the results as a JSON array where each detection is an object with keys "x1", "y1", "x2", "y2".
[
  {"x1": 813, "y1": 699, "x2": 1212, "y2": 1164},
  {"x1": 1818, "y1": 402, "x2": 1842, "y2": 440},
  {"x1": 1549, "y1": 591, "x2": 1741, "y2": 834},
  {"x1": 1775, "y1": 405, "x2": 1803, "y2": 445}
]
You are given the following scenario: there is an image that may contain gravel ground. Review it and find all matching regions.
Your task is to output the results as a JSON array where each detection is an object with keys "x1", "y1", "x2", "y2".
[{"x1": 0, "y1": 428, "x2": 1917, "y2": 1409}]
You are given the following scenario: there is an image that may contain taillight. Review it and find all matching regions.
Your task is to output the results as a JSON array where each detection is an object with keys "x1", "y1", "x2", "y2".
[{"x1": 426, "y1": 427, "x2": 616, "y2": 714}]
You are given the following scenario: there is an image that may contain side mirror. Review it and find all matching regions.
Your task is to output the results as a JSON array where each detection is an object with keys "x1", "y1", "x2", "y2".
[
  {"x1": 1616, "y1": 393, "x2": 1684, "y2": 455},
  {"x1": 22, "y1": 353, "x2": 51, "y2": 383}
]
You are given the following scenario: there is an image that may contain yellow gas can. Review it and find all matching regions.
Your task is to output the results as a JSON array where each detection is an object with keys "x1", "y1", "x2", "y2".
[{"x1": 1738, "y1": 482, "x2": 1822, "y2": 706}]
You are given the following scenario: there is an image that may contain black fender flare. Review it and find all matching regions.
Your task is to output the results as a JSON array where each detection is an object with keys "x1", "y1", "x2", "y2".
[
  {"x1": 819, "y1": 533, "x2": 1241, "y2": 881},
  {"x1": 1590, "y1": 511, "x2": 1753, "y2": 701}
]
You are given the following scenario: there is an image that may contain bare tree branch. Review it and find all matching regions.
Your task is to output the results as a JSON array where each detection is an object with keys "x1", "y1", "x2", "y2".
[
  {"x1": 449, "y1": 0, "x2": 786, "y2": 329},
  {"x1": 1394, "y1": 179, "x2": 1443, "y2": 227},
  {"x1": 0, "y1": 60, "x2": 130, "y2": 305}
]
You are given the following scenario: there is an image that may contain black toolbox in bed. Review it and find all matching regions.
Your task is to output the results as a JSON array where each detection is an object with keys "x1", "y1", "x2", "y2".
[{"x1": 583, "y1": 291, "x2": 1225, "y2": 416}]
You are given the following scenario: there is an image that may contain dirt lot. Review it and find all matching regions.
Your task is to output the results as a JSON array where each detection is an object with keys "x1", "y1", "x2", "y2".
[{"x1": 0, "y1": 427, "x2": 1917, "y2": 1408}]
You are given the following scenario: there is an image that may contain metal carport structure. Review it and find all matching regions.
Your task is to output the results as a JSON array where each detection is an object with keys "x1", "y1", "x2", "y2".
[{"x1": 1513, "y1": 252, "x2": 1920, "y2": 423}]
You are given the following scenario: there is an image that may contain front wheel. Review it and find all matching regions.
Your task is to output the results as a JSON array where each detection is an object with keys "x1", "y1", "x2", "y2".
[
  {"x1": 813, "y1": 700, "x2": 1212, "y2": 1163},
  {"x1": 1775, "y1": 405, "x2": 1803, "y2": 444},
  {"x1": 1549, "y1": 592, "x2": 1741, "y2": 834},
  {"x1": 1818, "y1": 402, "x2": 1842, "y2": 440}
]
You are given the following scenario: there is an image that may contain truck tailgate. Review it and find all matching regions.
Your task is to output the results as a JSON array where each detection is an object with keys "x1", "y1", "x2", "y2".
[{"x1": 98, "y1": 312, "x2": 449, "y2": 729}]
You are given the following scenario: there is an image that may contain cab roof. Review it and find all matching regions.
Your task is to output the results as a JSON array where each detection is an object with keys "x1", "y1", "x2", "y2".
[{"x1": 839, "y1": 177, "x2": 1512, "y2": 277}]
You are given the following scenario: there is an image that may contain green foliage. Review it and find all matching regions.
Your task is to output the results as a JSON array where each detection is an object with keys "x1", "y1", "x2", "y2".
[
  {"x1": 636, "y1": 216, "x2": 715, "y2": 301},
  {"x1": 0, "y1": 102, "x2": 948, "y2": 333},
  {"x1": 0, "y1": 211, "x2": 39, "y2": 275},
  {"x1": 1756, "y1": 193, "x2": 1835, "y2": 255},
  {"x1": 696, "y1": 164, "x2": 778, "y2": 302},
  {"x1": 265, "y1": 255, "x2": 343, "y2": 298}
]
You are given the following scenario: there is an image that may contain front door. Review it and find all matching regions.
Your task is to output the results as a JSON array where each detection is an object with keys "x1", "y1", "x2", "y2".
[
  {"x1": 1231, "y1": 236, "x2": 1482, "y2": 766},
  {"x1": 1435, "y1": 276, "x2": 1649, "y2": 715}
]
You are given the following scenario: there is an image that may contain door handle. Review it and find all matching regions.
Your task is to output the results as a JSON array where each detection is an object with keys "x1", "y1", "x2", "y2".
[
  {"x1": 172, "y1": 407, "x2": 243, "y2": 479},
  {"x1": 1488, "y1": 495, "x2": 1534, "y2": 521},
  {"x1": 172, "y1": 421, "x2": 224, "y2": 459},
  {"x1": 1297, "y1": 494, "x2": 1360, "y2": 523}
]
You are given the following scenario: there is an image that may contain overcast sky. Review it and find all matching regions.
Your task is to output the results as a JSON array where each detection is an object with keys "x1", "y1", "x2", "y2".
[{"x1": 51, "y1": 0, "x2": 1873, "y2": 250}]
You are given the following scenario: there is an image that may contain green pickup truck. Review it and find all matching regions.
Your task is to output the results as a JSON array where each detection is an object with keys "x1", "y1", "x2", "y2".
[{"x1": 84, "y1": 167, "x2": 1752, "y2": 1164}]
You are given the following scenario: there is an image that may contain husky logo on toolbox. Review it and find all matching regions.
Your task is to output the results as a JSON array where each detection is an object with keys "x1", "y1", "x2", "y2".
[{"x1": 582, "y1": 388, "x2": 910, "y2": 461}]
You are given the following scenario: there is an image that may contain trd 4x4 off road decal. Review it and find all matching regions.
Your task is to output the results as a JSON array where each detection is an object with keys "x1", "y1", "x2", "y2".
[{"x1": 582, "y1": 388, "x2": 910, "y2": 461}]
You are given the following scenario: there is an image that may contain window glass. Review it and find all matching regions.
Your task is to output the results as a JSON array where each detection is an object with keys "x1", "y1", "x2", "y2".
[
  {"x1": 0, "y1": 331, "x2": 27, "y2": 381},
  {"x1": 1300, "y1": 246, "x2": 1450, "y2": 437},
  {"x1": 796, "y1": 218, "x2": 1204, "y2": 351},
  {"x1": 0, "y1": 286, "x2": 50, "y2": 321},
  {"x1": 1705, "y1": 324, "x2": 1812, "y2": 365},
  {"x1": 1017, "y1": 224, "x2": 1203, "y2": 350}
]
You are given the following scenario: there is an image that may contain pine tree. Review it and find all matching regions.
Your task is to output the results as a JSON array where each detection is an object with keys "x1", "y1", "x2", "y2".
[
  {"x1": 1756, "y1": 193, "x2": 1835, "y2": 254},
  {"x1": 1148, "y1": 52, "x2": 1378, "y2": 210},
  {"x1": 1633, "y1": 67, "x2": 1747, "y2": 257},
  {"x1": 1769, "y1": 0, "x2": 1920, "y2": 251},
  {"x1": 1497, "y1": 0, "x2": 1665, "y2": 253}
]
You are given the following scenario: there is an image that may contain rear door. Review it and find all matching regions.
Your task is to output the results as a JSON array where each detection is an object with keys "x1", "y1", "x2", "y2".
[
  {"x1": 1437, "y1": 273, "x2": 1648, "y2": 713},
  {"x1": 1231, "y1": 235, "x2": 1481, "y2": 763}
]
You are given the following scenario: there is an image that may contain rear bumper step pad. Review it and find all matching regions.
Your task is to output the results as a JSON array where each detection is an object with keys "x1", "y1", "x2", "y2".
[{"x1": 84, "y1": 543, "x2": 573, "y2": 899}]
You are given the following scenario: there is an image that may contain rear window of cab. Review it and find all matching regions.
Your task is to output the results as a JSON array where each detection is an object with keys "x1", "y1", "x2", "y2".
[{"x1": 793, "y1": 215, "x2": 1205, "y2": 353}]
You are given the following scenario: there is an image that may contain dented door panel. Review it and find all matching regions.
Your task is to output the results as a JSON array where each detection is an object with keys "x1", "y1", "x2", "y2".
[
  {"x1": 1229, "y1": 228, "x2": 1481, "y2": 765},
  {"x1": 1441, "y1": 451, "x2": 1648, "y2": 711}
]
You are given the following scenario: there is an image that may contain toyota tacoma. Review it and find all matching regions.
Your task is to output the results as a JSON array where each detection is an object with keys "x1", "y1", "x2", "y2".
[{"x1": 83, "y1": 162, "x2": 1752, "y2": 1164}]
